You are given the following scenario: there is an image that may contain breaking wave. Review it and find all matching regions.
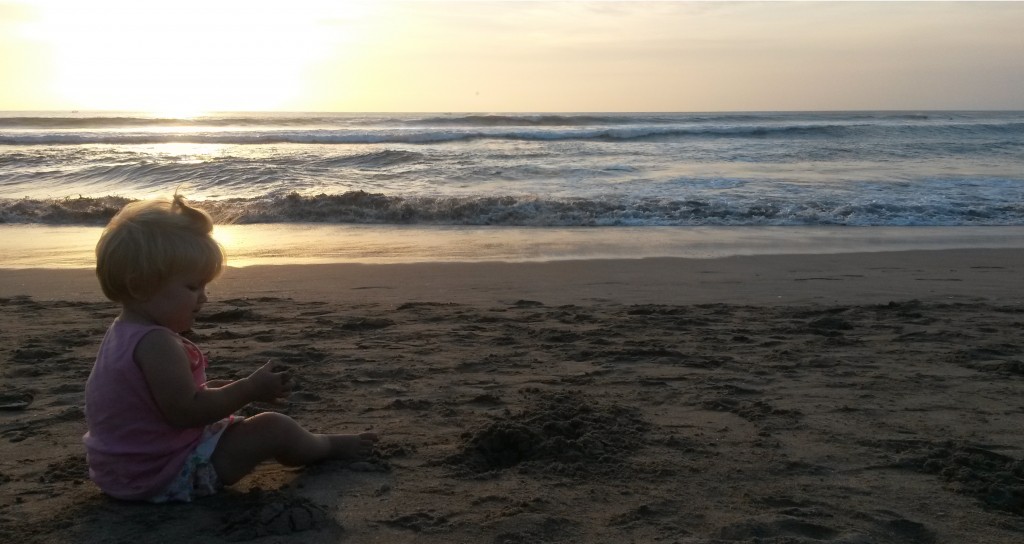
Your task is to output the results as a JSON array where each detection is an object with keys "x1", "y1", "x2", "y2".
[
  {"x1": 4, "y1": 191, "x2": 1022, "y2": 227},
  {"x1": 3, "y1": 110, "x2": 1021, "y2": 147},
  {"x1": 0, "y1": 125, "x2": 860, "y2": 146}
]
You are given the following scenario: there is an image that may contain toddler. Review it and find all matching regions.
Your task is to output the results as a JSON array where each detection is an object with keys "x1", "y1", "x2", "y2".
[{"x1": 83, "y1": 195, "x2": 377, "y2": 502}]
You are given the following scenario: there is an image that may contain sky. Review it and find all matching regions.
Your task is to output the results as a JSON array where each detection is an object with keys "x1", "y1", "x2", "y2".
[{"x1": 1, "y1": 0, "x2": 1022, "y2": 113}]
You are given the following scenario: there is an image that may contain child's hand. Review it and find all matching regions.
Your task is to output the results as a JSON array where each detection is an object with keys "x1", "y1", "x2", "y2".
[{"x1": 245, "y1": 361, "x2": 292, "y2": 403}]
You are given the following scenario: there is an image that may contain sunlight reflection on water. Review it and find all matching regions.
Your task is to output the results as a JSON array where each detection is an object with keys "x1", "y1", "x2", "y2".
[{"x1": 4, "y1": 224, "x2": 1024, "y2": 270}]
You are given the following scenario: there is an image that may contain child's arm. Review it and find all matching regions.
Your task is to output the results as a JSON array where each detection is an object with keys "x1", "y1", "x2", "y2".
[{"x1": 135, "y1": 329, "x2": 290, "y2": 428}]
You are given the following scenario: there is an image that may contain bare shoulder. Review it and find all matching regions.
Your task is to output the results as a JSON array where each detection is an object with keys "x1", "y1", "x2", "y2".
[
  {"x1": 134, "y1": 327, "x2": 189, "y2": 370},
  {"x1": 132, "y1": 327, "x2": 205, "y2": 424}
]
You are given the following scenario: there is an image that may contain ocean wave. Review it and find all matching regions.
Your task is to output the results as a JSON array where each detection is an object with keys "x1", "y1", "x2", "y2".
[
  {"x1": 310, "y1": 149, "x2": 425, "y2": 168},
  {"x1": 0, "y1": 112, "x2": 952, "y2": 130},
  {"x1": 0, "y1": 196, "x2": 133, "y2": 225},
  {"x1": 0, "y1": 115, "x2": 351, "y2": 129},
  {"x1": 404, "y1": 114, "x2": 681, "y2": 126},
  {"x1": 411, "y1": 112, "x2": 950, "y2": 126},
  {"x1": 0, "y1": 116, "x2": 214, "y2": 129},
  {"x1": 0, "y1": 113, "x2": 765, "y2": 129},
  {"x1": 4, "y1": 192, "x2": 1022, "y2": 227},
  {"x1": 0, "y1": 124, "x2": 859, "y2": 146},
  {"x1": 0, "y1": 148, "x2": 429, "y2": 196},
  {"x1": 2, "y1": 111, "x2": 1021, "y2": 133}
]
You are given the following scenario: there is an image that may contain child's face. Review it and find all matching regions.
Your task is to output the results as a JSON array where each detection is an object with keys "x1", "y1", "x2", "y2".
[{"x1": 131, "y1": 273, "x2": 210, "y2": 333}]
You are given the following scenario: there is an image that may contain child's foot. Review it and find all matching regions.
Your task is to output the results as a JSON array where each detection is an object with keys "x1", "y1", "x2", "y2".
[{"x1": 328, "y1": 432, "x2": 378, "y2": 459}]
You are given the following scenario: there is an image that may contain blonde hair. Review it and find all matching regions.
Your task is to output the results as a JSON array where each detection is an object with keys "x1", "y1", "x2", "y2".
[{"x1": 95, "y1": 195, "x2": 225, "y2": 302}]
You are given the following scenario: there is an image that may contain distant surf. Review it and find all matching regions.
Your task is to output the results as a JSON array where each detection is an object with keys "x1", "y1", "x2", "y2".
[
  {"x1": 3, "y1": 189, "x2": 1023, "y2": 227},
  {"x1": 2, "y1": 111, "x2": 1023, "y2": 229}
]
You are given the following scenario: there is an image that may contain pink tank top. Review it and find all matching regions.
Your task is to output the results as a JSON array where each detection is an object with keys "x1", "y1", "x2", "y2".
[{"x1": 83, "y1": 320, "x2": 207, "y2": 500}]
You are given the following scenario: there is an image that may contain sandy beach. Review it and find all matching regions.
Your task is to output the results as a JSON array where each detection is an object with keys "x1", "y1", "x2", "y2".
[{"x1": 2, "y1": 249, "x2": 1023, "y2": 543}]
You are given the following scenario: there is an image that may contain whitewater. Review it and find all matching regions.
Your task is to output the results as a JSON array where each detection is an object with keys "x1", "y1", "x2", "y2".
[{"x1": 1, "y1": 111, "x2": 1023, "y2": 266}]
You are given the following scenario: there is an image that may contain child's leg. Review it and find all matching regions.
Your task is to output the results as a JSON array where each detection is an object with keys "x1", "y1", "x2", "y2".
[{"x1": 211, "y1": 412, "x2": 377, "y2": 485}]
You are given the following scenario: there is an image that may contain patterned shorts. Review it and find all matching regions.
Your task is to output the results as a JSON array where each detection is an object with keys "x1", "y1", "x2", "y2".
[{"x1": 149, "y1": 416, "x2": 241, "y2": 503}]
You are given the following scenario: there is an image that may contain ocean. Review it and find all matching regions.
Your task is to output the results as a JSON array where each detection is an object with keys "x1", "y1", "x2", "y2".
[{"x1": 2, "y1": 111, "x2": 1023, "y2": 267}]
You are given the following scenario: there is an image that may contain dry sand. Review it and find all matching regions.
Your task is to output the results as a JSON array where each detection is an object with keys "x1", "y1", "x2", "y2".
[{"x1": 1, "y1": 250, "x2": 1023, "y2": 543}]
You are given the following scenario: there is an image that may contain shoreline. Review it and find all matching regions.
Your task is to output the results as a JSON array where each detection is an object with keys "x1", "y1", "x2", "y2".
[
  {"x1": 3, "y1": 224, "x2": 1024, "y2": 269},
  {"x1": 2, "y1": 248, "x2": 1022, "y2": 306}
]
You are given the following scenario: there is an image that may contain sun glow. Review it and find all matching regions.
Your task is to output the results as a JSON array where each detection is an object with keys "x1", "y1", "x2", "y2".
[
  {"x1": 30, "y1": 0, "x2": 373, "y2": 114},
  {"x1": 4, "y1": 1, "x2": 1022, "y2": 113}
]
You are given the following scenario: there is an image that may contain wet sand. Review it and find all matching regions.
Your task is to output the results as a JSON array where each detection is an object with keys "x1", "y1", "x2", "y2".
[{"x1": 1, "y1": 250, "x2": 1023, "y2": 543}]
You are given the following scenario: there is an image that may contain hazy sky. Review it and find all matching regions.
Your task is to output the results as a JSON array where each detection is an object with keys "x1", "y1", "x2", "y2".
[{"x1": 1, "y1": 0, "x2": 1022, "y2": 113}]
